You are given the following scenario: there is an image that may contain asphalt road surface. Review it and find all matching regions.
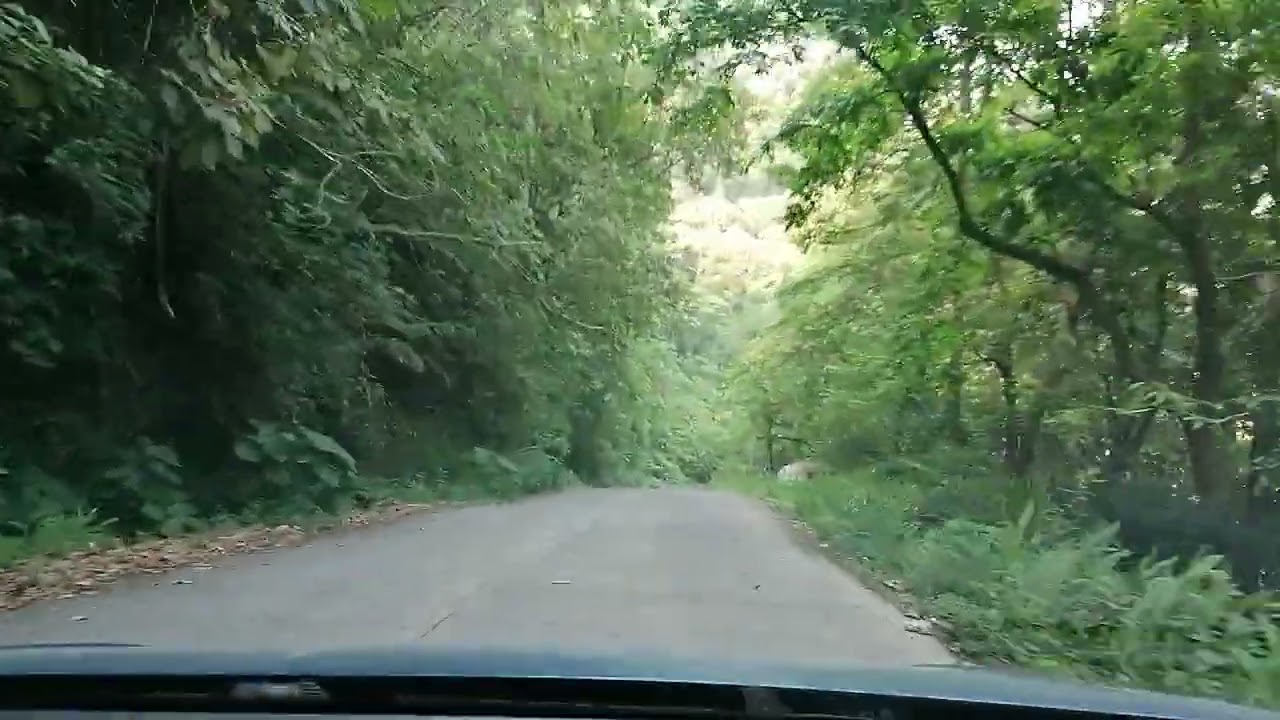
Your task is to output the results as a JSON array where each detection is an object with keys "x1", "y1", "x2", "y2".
[{"x1": 0, "y1": 487, "x2": 952, "y2": 667}]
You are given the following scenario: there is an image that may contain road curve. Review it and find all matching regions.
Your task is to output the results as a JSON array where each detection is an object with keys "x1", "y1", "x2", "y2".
[{"x1": 0, "y1": 487, "x2": 952, "y2": 668}]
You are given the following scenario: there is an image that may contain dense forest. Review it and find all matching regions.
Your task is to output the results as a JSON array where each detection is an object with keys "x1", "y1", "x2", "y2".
[
  {"x1": 661, "y1": 0, "x2": 1280, "y2": 577},
  {"x1": 7, "y1": 0, "x2": 1280, "y2": 707},
  {"x1": 0, "y1": 0, "x2": 733, "y2": 551},
  {"x1": 654, "y1": 0, "x2": 1280, "y2": 706}
]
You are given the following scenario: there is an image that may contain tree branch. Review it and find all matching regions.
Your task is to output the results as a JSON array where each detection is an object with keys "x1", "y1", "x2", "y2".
[
  {"x1": 855, "y1": 45, "x2": 1140, "y2": 382},
  {"x1": 1005, "y1": 108, "x2": 1051, "y2": 131},
  {"x1": 980, "y1": 353, "x2": 1013, "y2": 381},
  {"x1": 963, "y1": 36, "x2": 1061, "y2": 116},
  {"x1": 1148, "y1": 272, "x2": 1170, "y2": 372},
  {"x1": 1002, "y1": 111, "x2": 1197, "y2": 252},
  {"x1": 855, "y1": 47, "x2": 1088, "y2": 287},
  {"x1": 770, "y1": 434, "x2": 813, "y2": 448}
]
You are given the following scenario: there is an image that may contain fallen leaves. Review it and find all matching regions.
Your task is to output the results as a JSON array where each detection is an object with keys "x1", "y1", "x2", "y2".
[
  {"x1": 0, "y1": 501, "x2": 436, "y2": 611},
  {"x1": 902, "y1": 610, "x2": 945, "y2": 637}
]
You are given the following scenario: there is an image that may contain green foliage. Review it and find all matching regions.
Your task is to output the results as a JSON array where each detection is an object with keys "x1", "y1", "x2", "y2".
[
  {"x1": 101, "y1": 438, "x2": 194, "y2": 536},
  {"x1": 744, "y1": 471, "x2": 1280, "y2": 709},
  {"x1": 663, "y1": 0, "x2": 1280, "y2": 571},
  {"x1": 232, "y1": 420, "x2": 359, "y2": 512},
  {"x1": 0, "y1": 0, "x2": 725, "y2": 555},
  {"x1": 662, "y1": 0, "x2": 1280, "y2": 701},
  {"x1": 0, "y1": 508, "x2": 113, "y2": 568},
  {"x1": 661, "y1": 0, "x2": 1280, "y2": 493},
  {"x1": 457, "y1": 446, "x2": 578, "y2": 501}
]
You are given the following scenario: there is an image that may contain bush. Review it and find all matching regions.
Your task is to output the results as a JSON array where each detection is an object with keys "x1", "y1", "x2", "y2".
[
  {"x1": 0, "y1": 508, "x2": 113, "y2": 568},
  {"x1": 1084, "y1": 478, "x2": 1280, "y2": 592},
  {"x1": 0, "y1": 0, "x2": 694, "y2": 563},
  {"x1": 738, "y1": 468, "x2": 1280, "y2": 710},
  {"x1": 456, "y1": 447, "x2": 578, "y2": 501}
]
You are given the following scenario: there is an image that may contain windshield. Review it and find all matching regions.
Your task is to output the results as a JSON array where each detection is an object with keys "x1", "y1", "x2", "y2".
[{"x1": 0, "y1": 0, "x2": 1276, "y2": 716}]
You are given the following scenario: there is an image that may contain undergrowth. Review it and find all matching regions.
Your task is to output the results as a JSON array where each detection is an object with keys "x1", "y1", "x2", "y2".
[
  {"x1": 0, "y1": 445, "x2": 590, "y2": 569},
  {"x1": 716, "y1": 470, "x2": 1280, "y2": 710}
]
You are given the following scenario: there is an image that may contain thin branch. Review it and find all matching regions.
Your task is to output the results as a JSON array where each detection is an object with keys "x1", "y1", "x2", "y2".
[
  {"x1": 141, "y1": 0, "x2": 159, "y2": 59},
  {"x1": 538, "y1": 296, "x2": 607, "y2": 332},
  {"x1": 855, "y1": 44, "x2": 1140, "y2": 382},
  {"x1": 1005, "y1": 108, "x2": 1051, "y2": 131},
  {"x1": 153, "y1": 134, "x2": 176, "y2": 320},
  {"x1": 1218, "y1": 268, "x2": 1280, "y2": 283},
  {"x1": 1003, "y1": 111, "x2": 1195, "y2": 250},
  {"x1": 315, "y1": 160, "x2": 342, "y2": 208},
  {"x1": 957, "y1": 31, "x2": 1061, "y2": 115},
  {"x1": 980, "y1": 353, "x2": 1015, "y2": 384},
  {"x1": 294, "y1": 132, "x2": 432, "y2": 202},
  {"x1": 1148, "y1": 272, "x2": 1170, "y2": 372},
  {"x1": 855, "y1": 46, "x2": 1088, "y2": 287},
  {"x1": 770, "y1": 434, "x2": 813, "y2": 447}
]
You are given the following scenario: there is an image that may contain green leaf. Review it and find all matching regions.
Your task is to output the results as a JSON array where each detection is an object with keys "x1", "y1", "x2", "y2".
[
  {"x1": 143, "y1": 442, "x2": 181, "y2": 467},
  {"x1": 200, "y1": 137, "x2": 220, "y2": 170},
  {"x1": 314, "y1": 465, "x2": 341, "y2": 488},
  {"x1": 297, "y1": 427, "x2": 356, "y2": 469},
  {"x1": 4, "y1": 69, "x2": 43, "y2": 109},
  {"x1": 233, "y1": 440, "x2": 263, "y2": 463},
  {"x1": 256, "y1": 44, "x2": 299, "y2": 83},
  {"x1": 361, "y1": 0, "x2": 398, "y2": 20},
  {"x1": 159, "y1": 83, "x2": 181, "y2": 113}
]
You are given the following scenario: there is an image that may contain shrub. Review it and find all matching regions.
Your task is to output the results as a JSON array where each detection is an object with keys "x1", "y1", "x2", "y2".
[
  {"x1": 1085, "y1": 478, "x2": 1280, "y2": 592},
  {"x1": 742, "y1": 468, "x2": 1280, "y2": 710}
]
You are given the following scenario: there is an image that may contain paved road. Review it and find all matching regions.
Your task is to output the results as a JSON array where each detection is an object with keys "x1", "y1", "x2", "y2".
[{"x1": 0, "y1": 487, "x2": 951, "y2": 667}]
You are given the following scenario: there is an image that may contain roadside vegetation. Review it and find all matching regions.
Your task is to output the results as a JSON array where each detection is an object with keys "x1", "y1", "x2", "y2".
[
  {"x1": 0, "y1": 0, "x2": 735, "y2": 566},
  {"x1": 652, "y1": 0, "x2": 1280, "y2": 710},
  {"x1": 8, "y1": 0, "x2": 1280, "y2": 710},
  {"x1": 720, "y1": 471, "x2": 1280, "y2": 708}
]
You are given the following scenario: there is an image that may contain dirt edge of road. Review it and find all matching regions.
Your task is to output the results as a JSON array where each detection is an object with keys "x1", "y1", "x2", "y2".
[
  {"x1": 762, "y1": 496, "x2": 967, "y2": 662},
  {"x1": 0, "y1": 500, "x2": 456, "y2": 612}
]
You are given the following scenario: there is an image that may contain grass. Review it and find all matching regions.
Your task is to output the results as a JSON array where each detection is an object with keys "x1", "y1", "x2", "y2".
[
  {"x1": 716, "y1": 468, "x2": 1280, "y2": 710},
  {"x1": 0, "y1": 459, "x2": 584, "y2": 571},
  {"x1": 0, "y1": 509, "x2": 115, "y2": 568}
]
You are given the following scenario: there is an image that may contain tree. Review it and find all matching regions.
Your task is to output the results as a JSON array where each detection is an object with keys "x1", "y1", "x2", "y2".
[
  {"x1": 0, "y1": 0, "x2": 715, "y2": 536},
  {"x1": 659, "y1": 0, "x2": 1280, "y2": 511}
]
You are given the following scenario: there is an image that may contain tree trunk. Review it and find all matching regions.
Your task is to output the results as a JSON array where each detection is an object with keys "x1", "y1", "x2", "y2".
[
  {"x1": 567, "y1": 390, "x2": 605, "y2": 484},
  {"x1": 982, "y1": 350, "x2": 1026, "y2": 477},
  {"x1": 1177, "y1": 0, "x2": 1237, "y2": 504},
  {"x1": 943, "y1": 349, "x2": 967, "y2": 445},
  {"x1": 763, "y1": 409, "x2": 777, "y2": 472},
  {"x1": 1248, "y1": 401, "x2": 1279, "y2": 514},
  {"x1": 1247, "y1": 100, "x2": 1280, "y2": 515},
  {"x1": 1245, "y1": 273, "x2": 1280, "y2": 514},
  {"x1": 858, "y1": 44, "x2": 1156, "y2": 479}
]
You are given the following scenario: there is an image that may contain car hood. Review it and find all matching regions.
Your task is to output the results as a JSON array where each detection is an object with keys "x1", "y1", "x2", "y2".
[{"x1": 0, "y1": 643, "x2": 1272, "y2": 720}]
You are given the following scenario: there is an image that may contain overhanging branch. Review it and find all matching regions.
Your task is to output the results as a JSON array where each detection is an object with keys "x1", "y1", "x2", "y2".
[
  {"x1": 854, "y1": 47, "x2": 1088, "y2": 287},
  {"x1": 1000, "y1": 111, "x2": 1197, "y2": 252},
  {"x1": 854, "y1": 44, "x2": 1140, "y2": 382}
]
